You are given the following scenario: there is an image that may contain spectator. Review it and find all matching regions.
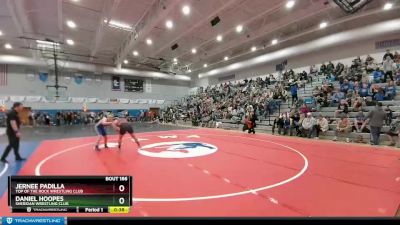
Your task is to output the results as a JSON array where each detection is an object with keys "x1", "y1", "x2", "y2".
[
  {"x1": 383, "y1": 49, "x2": 394, "y2": 61},
  {"x1": 362, "y1": 102, "x2": 387, "y2": 145},
  {"x1": 300, "y1": 112, "x2": 315, "y2": 138},
  {"x1": 334, "y1": 116, "x2": 352, "y2": 143},
  {"x1": 373, "y1": 88, "x2": 385, "y2": 102},
  {"x1": 385, "y1": 105, "x2": 393, "y2": 126},
  {"x1": 290, "y1": 82, "x2": 298, "y2": 105},
  {"x1": 394, "y1": 51, "x2": 400, "y2": 64},
  {"x1": 372, "y1": 68, "x2": 383, "y2": 83},
  {"x1": 315, "y1": 114, "x2": 329, "y2": 139},
  {"x1": 335, "y1": 101, "x2": 349, "y2": 118},
  {"x1": 383, "y1": 56, "x2": 395, "y2": 83},
  {"x1": 352, "y1": 96, "x2": 363, "y2": 112},
  {"x1": 385, "y1": 81, "x2": 397, "y2": 100},
  {"x1": 352, "y1": 111, "x2": 369, "y2": 133},
  {"x1": 290, "y1": 113, "x2": 301, "y2": 136},
  {"x1": 299, "y1": 103, "x2": 310, "y2": 115},
  {"x1": 386, "y1": 115, "x2": 400, "y2": 147},
  {"x1": 358, "y1": 82, "x2": 371, "y2": 97}
]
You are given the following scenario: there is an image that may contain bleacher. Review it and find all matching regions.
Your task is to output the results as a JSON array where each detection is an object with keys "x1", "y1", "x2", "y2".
[{"x1": 177, "y1": 72, "x2": 400, "y2": 145}]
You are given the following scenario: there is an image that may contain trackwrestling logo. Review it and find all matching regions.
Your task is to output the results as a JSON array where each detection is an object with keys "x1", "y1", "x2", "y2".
[{"x1": 138, "y1": 141, "x2": 218, "y2": 158}]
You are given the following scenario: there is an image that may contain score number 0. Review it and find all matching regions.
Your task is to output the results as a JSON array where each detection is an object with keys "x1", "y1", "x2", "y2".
[{"x1": 118, "y1": 184, "x2": 126, "y2": 205}]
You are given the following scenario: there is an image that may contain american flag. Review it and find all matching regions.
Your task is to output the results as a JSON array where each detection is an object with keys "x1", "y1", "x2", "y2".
[{"x1": 0, "y1": 64, "x2": 7, "y2": 86}]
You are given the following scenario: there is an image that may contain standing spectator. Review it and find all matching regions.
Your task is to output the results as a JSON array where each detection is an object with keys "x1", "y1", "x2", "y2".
[
  {"x1": 383, "y1": 56, "x2": 395, "y2": 83},
  {"x1": 383, "y1": 49, "x2": 394, "y2": 61},
  {"x1": 315, "y1": 114, "x2": 329, "y2": 139},
  {"x1": 334, "y1": 116, "x2": 352, "y2": 143},
  {"x1": 362, "y1": 102, "x2": 387, "y2": 146},
  {"x1": 290, "y1": 82, "x2": 298, "y2": 106}
]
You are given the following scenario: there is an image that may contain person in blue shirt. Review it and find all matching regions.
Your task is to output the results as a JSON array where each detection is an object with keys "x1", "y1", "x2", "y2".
[
  {"x1": 340, "y1": 79, "x2": 353, "y2": 94},
  {"x1": 372, "y1": 68, "x2": 383, "y2": 83},
  {"x1": 331, "y1": 90, "x2": 345, "y2": 105},
  {"x1": 358, "y1": 82, "x2": 371, "y2": 97},
  {"x1": 374, "y1": 88, "x2": 385, "y2": 101},
  {"x1": 385, "y1": 81, "x2": 397, "y2": 100},
  {"x1": 290, "y1": 82, "x2": 298, "y2": 105}
]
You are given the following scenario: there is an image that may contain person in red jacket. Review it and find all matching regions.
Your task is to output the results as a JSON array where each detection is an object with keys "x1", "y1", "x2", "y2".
[{"x1": 245, "y1": 115, "x2": 255, "y2": 134}]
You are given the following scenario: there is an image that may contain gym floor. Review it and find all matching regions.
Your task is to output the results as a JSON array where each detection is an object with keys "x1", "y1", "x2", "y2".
[{"x1": 0, "y1": 124, "x2": 399, "y2": 217}]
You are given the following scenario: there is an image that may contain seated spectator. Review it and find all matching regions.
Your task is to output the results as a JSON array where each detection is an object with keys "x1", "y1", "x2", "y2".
[
  {"x1": 358, "y1": 82, "x2": 371, "y2": 97},
  {"x1": 335, "y1": 101, "x2": 349, "y2": 118},
  {"x1": 290, "y1": 113, "x2": 301, "y2": 136},
  {"x1": 340, "y1": 79, "x2": 353, "y2": 94},
  {"x1": 300, "y1": 112, "x2": 315, "y2": 138},
  {"x1": 352, "y1": 96, "x2": 363, "y2": 112},
  {"x1": 327, "y1": 61, "x2": 335, "y2": 74},
  {"x1": 365, "y1": 54, "x2": 374, "y2": 65},
  {"x1": 386, "y1": 115, "x2": 400, "y2": 147},
  {"x1": 334, "y1": 116, "x2": 352, "y2": 143},
  {"x1": 373, "y1": 88, "x2": 385, "y2": 101},
  {"x1": 352, "y1": 111, "x2": 369, "y2": 133},
  {"x1": 299, "y1": 103, "x2": 310, "y2": 115},
  {"x1": 385, "y1": 105, "x2": 393, "y2": 126},
  {"x1": 372, "y1": 68, "x2": 383, "y2": 83},
  {"x1": 385, "y1": 81, "x2": 397, "y2": 100},
  {"x1": 320, "y1": 63, "x2": 327, "y2": 75},
  {"x1": 331, "y1": 90, "x2": 345, "y2": 105},
  {"x1": 315, "y1": 114, "x2": 329, "y2": 139},
  {"x1": 334, "y1": 62, "x2": 344, "y2": 76},
  {"x1": 394, "y1": 51, "x2": 400, "y2": 64}
]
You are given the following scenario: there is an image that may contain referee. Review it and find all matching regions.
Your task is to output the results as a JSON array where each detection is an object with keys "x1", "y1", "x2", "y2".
[{"x1": 1, "y1": 102, "x2": 25, "y2": 163}]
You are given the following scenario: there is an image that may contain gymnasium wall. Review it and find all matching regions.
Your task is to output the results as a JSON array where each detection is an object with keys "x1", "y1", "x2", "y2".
[
  {"x1": 195, "y1": 33, "x2": 400, "y2": 87},
  {"x1": 0, "y1": 65, "x2": 190, "y2": 110}
]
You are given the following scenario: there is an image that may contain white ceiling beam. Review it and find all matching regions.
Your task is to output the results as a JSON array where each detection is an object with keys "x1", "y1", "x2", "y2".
[
  {"x1": 114, "y1": 0, "x2": 182, "y2": 66},
  {"x1": 150, "y1": 0, "x2": 241, "y2": 58},
  {"x1": 7, "y1": 0, "x2": 40, "y2": 59},
  {"x1": 90, "y1": 0, "x2": 120, "y2": 59},
  {"x1": 57, "y1": 0, "x2": 63, "y2": 40},
  {"x1": 189, "y1": 1, "x2": 329, "y2": 71},
  {"x1": 198, "y1": 18, "x2": 400, "y2": 78}
]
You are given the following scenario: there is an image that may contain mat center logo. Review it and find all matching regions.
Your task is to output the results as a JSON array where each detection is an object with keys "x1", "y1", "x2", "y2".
[{"x1": 138, "y1": 141, "x2": 218, "y2": 158}]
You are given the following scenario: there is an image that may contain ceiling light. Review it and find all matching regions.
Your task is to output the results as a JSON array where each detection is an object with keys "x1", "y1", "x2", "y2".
[
  {"x1": 286, "y1": 0, "x2": 295, "y2": 9},
  {"x1": 251, "y1": 46, "x2": 257, "y2": 52},
  {"x1": 271, "y1": 39, "x2": 278, "y2": 45},
  {"x1": 133, "y1": 51, "x2": 139, "y2": 56},
  {"x1": 166, "y1": 20, "x2": 174, "y2": 29},
  {"x1": 108, "y1": 20, "x2": 132, "y2": 31},
  {"x1": 123, "y1": 59, "x2": 129, "y2": 64},
  {"x1": 103, "y1": 19, "x2": 108, "y2": 23},
  {"x1": 173, "y1": 58, "x2": 178, "y2": 62},
  {"x1": 146, "y1": 38, "x2": 153, "y2": 45},
  {"x1": 66, "y1": 20, "x2": 76, "y2": 28},
  {"x1": 182, "y1": 5, "x2": 191, "y2": 15},
  {"x1": 191, "y1": 48, "x2": 197, "y2": 54},
  {"x1": 224, "y1": 56, "x2": 229, "y2": 61},
  {"x1": 188, "y1": 69, "x2": 192, "y2": 73},
  {"x1": 236, "y1": 25, "x2": 243, "y2": 33},
  {"x1": 203, "y1": 64, "x2": 208, "y2": 68},
  {"x1": 216, "y1": 35, "x2": 223, "y2": 42},
  {"x1": 4, "y1": 43, "x2": 12, "y2": 49},
  {"x1": 66, "y1": 39, "x2": 74, "y2": 45},
  {"x1": 319, "y1": 21, "x2": 328, "y2": 29},
  {"x1": 383, "y1": 2, "x2": 393, "y2": 10},
  {"x1": 174, "y1": 62, "x2": 178, "y2": 65},
  {"x1": 0, "y1": 30, "x2": 2, "y2": 36}
]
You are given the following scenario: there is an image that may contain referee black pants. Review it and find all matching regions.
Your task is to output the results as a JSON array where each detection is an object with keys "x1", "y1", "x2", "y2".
[{"x1": 1, "y1": 134, "x2": 21, "y2": 160}]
